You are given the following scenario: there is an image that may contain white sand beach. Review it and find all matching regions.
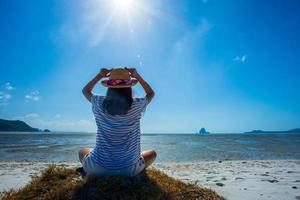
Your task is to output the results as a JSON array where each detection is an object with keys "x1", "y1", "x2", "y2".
[
  {"x1": 0, "y1": 160, "x2": 299, "y2": 200},
  {"x1": 154, "y1": 160, "x2": 300, "y2": 200}
]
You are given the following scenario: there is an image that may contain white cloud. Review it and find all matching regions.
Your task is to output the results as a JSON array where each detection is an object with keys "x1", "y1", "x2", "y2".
[
  {"x1": 0, "y1": 82, "x2": 14, "y2": 106},
  {"x1": 24, "y1": 113, "x2": 40, "y2": 119},
  {"x1": 0, "y1": 91, "x2": 11, "y2": 106},
  {"x1": 4, "y1": 82, "x2": 15, "y2": 90},
  {"x1": 54, "y1": 114, "x2": 61, "y2": 119},
  {"x1": 16, "y1": 114, "x2": 96, "y2": 132},
  {"x1": 25, "y1": 90, "x2": 41, "y2": 101},
  {"x1": 233, "y1": 55, "x2": 247, "y2": 62}
]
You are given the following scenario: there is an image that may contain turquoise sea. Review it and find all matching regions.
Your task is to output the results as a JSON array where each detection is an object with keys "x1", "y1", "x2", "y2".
[{"x1": 0, "y1": 132, "x2": 300, "y2": 162}]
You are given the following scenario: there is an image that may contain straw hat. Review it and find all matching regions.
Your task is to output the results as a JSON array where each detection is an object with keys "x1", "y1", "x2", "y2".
[{"x1": 101, "y1": 68, "x2": 138, "y2": 88}]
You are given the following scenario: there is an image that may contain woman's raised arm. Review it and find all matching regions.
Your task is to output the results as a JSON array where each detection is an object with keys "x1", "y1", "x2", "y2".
[
  {"x1": 82, "y1": 68, "x2": 111, "y2": 102},
  {"x1": 126, "y1": 68, "x2": 155, "y2": 103}
]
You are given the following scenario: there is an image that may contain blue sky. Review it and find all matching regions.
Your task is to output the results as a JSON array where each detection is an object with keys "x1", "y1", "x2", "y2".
[{"x1": 0, "y1": 0, "x2": 300, "y2": 133}]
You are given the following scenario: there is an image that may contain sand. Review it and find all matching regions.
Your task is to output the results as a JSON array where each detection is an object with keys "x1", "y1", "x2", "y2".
[
  {"x1": 0, "y1": 160, "x2": 299, "y2": 200},
  {"x1": 153, "y1": 160, "x2": 300, "y2": 200}
]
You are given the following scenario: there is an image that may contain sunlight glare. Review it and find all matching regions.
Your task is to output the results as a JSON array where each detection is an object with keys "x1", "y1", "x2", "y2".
[{"x1": 114, "y1": 0, "x2": 134, "y2": 11}]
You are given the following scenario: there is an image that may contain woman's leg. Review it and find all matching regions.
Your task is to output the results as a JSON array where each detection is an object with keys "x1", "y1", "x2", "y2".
[
  {"x1": 78, "y1": 148, "x2": 92, "y2": 164},
  {"x1": 141, "y1": 149, "x2": 157, "y2": 168}
]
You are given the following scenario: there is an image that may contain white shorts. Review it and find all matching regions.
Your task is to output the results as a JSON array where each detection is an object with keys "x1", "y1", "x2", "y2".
[{"x1": 83, "y1": 154, "x2": 146, "y2": 177}]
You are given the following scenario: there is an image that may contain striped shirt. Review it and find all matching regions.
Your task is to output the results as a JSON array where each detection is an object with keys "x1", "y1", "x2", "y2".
[{"x1": 89, "y1": 94, "x2": 148, "y2": 170}]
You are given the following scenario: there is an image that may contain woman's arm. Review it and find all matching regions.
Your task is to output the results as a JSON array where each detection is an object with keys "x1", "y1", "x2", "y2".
[
  {"x1": 82, "y1": 68, "x2": 111, "y2": 102},
  {"x1": 126, "y1": 68, "x2": 155, "y2": 103}
]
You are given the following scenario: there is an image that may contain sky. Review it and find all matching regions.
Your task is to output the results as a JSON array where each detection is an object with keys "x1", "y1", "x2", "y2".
[{"x1": 0, "y1": 0, "x2": 300, "y2": 133}]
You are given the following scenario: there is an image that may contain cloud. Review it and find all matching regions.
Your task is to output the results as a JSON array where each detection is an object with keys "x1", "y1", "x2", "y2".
[
  {"x1": 0, "y1": 82, "x2": 14, "y2": 106},
  {"x1": 54, "y1": 114, "x2": 61, "y2": 119},
  {"x1": 0, "y1": 91, "x2": 11, "y2": 106},
  {"x1": 4, "y1": 82, "x2": 15, "y2": 90},
  {"x1": 16, "y1": 114, "x2": 96, "y2": 132},
  {"x1": 24, "y1": 113, "x2": 40, "y2": 118},
  {"x1": 233, "y1": 55, "x2": 247, "y2": 62},
  {"x1": 25, "y1": 90, "x2": 41, "y2": 101}
]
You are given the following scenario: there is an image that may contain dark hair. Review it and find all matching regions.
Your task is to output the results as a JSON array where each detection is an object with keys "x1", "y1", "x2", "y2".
[{"x1": 102, "y1": 87, "x2": 133, "y2": 115}]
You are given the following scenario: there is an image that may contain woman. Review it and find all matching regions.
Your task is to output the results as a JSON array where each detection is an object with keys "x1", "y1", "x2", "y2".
[{"x1": 79, "y1": 67, "x2": 156, "y2": 177}]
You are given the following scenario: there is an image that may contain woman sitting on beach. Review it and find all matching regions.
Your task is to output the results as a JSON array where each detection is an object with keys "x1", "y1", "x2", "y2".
[{"x1": 79, "y1": 67, "x2": 156, "y2": 177}]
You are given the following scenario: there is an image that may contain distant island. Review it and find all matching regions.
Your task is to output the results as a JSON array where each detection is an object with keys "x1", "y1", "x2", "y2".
[
  {"x1": 244, "y1": 128, "x2": 300, "y2": 134},
  {"x1": 0, "y1": 119, "x2": 50, "y2": 132},
  {"x1": 198, "y1": 128, "x2": 210, "y2": 135}
]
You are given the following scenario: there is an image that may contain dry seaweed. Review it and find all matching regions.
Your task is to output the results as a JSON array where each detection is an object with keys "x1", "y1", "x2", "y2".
[{"x1": 1, "y1": 165, "x2": 225, "y2": 200}]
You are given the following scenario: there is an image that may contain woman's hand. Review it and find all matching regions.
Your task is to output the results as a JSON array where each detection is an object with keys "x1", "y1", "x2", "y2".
[
  {"x1": 126, "y1": 67, "x2": 155, "y2": 103},
  {"x1": 82, "y1": 68, "x2": 111, "y2": 103},
  {"x1": 125, "y1": 67, "x2": 140, "y2": 78},
  {"x1": 99, "y1": 68, "x2": 112, "y2": 77}
]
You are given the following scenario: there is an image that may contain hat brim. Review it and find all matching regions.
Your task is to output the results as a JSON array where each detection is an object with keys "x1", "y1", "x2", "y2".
[{"x1": 101, "y1": 79, "x2": 138, "y2": 88}]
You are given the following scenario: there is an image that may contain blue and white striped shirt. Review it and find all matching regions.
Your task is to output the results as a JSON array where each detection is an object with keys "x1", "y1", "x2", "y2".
[{"x1": 90, "y1": 94, "x2": 148, "y2": 170}]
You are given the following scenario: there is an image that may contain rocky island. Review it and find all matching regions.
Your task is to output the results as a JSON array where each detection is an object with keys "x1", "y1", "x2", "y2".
[{"x1": 199, "y1": 128, "x2": 210, "y2": 135}]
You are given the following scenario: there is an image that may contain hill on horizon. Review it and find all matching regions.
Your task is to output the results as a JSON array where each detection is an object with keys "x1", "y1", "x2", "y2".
[
  {"x1": 0, "y1": 119, "x2": 50, "y2": 132},
  {"x1": 244, "y1": 128, "x2": 300, "y2": 134}
]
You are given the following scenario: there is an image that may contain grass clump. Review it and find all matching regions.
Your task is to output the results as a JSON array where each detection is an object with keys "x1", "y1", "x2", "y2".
[{"x1": 1, "y1": 165, "x2": 225, "y2": 200}]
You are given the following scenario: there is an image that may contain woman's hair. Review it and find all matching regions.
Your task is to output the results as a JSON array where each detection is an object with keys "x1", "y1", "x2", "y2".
[{"x1": 102, "y1": 87, "x2": 133, "y2": 115}]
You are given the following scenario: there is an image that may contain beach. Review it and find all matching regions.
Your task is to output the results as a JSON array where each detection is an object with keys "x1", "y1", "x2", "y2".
[
  {"x1": 1, "y1": 133, "x2": 300, "y2": 199},
  {"x1": 1, "y1": 160, "x2": 299, "y2": 200},
  {"x1": 155, "y1": 160, "x2": 300, "y2": 200}
]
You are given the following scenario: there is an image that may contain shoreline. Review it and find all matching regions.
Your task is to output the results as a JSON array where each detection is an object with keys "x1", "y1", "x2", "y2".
[{"x1": 0, "y1": 160, "x2": 299, "y2": 200}]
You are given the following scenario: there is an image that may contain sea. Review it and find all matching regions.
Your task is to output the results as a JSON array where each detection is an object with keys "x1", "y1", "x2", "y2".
[{"x1": 0, "y1": 132, "x2": 300, "y2": 163}]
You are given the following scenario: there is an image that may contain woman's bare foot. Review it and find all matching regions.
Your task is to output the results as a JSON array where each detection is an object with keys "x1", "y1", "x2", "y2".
[
  {"x1": 142, "y1": 149, "x2": 157, "y2": 168},
  {"x1": 78, "y1": 147, "x2": 92, "y2": 163}
]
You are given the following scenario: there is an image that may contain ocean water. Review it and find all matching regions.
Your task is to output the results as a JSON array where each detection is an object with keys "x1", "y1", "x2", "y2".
[{"x1": 0, "y1": 133, "x2": 300, "y2": 163}]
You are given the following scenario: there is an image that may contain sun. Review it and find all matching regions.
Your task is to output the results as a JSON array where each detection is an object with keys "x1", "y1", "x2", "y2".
[
  {"x1": 84, "y1": 0, "x2": 156, "y2": 46},
  {"x1": 114, "y1": 0, "x2": 135, "y2": 11}
]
